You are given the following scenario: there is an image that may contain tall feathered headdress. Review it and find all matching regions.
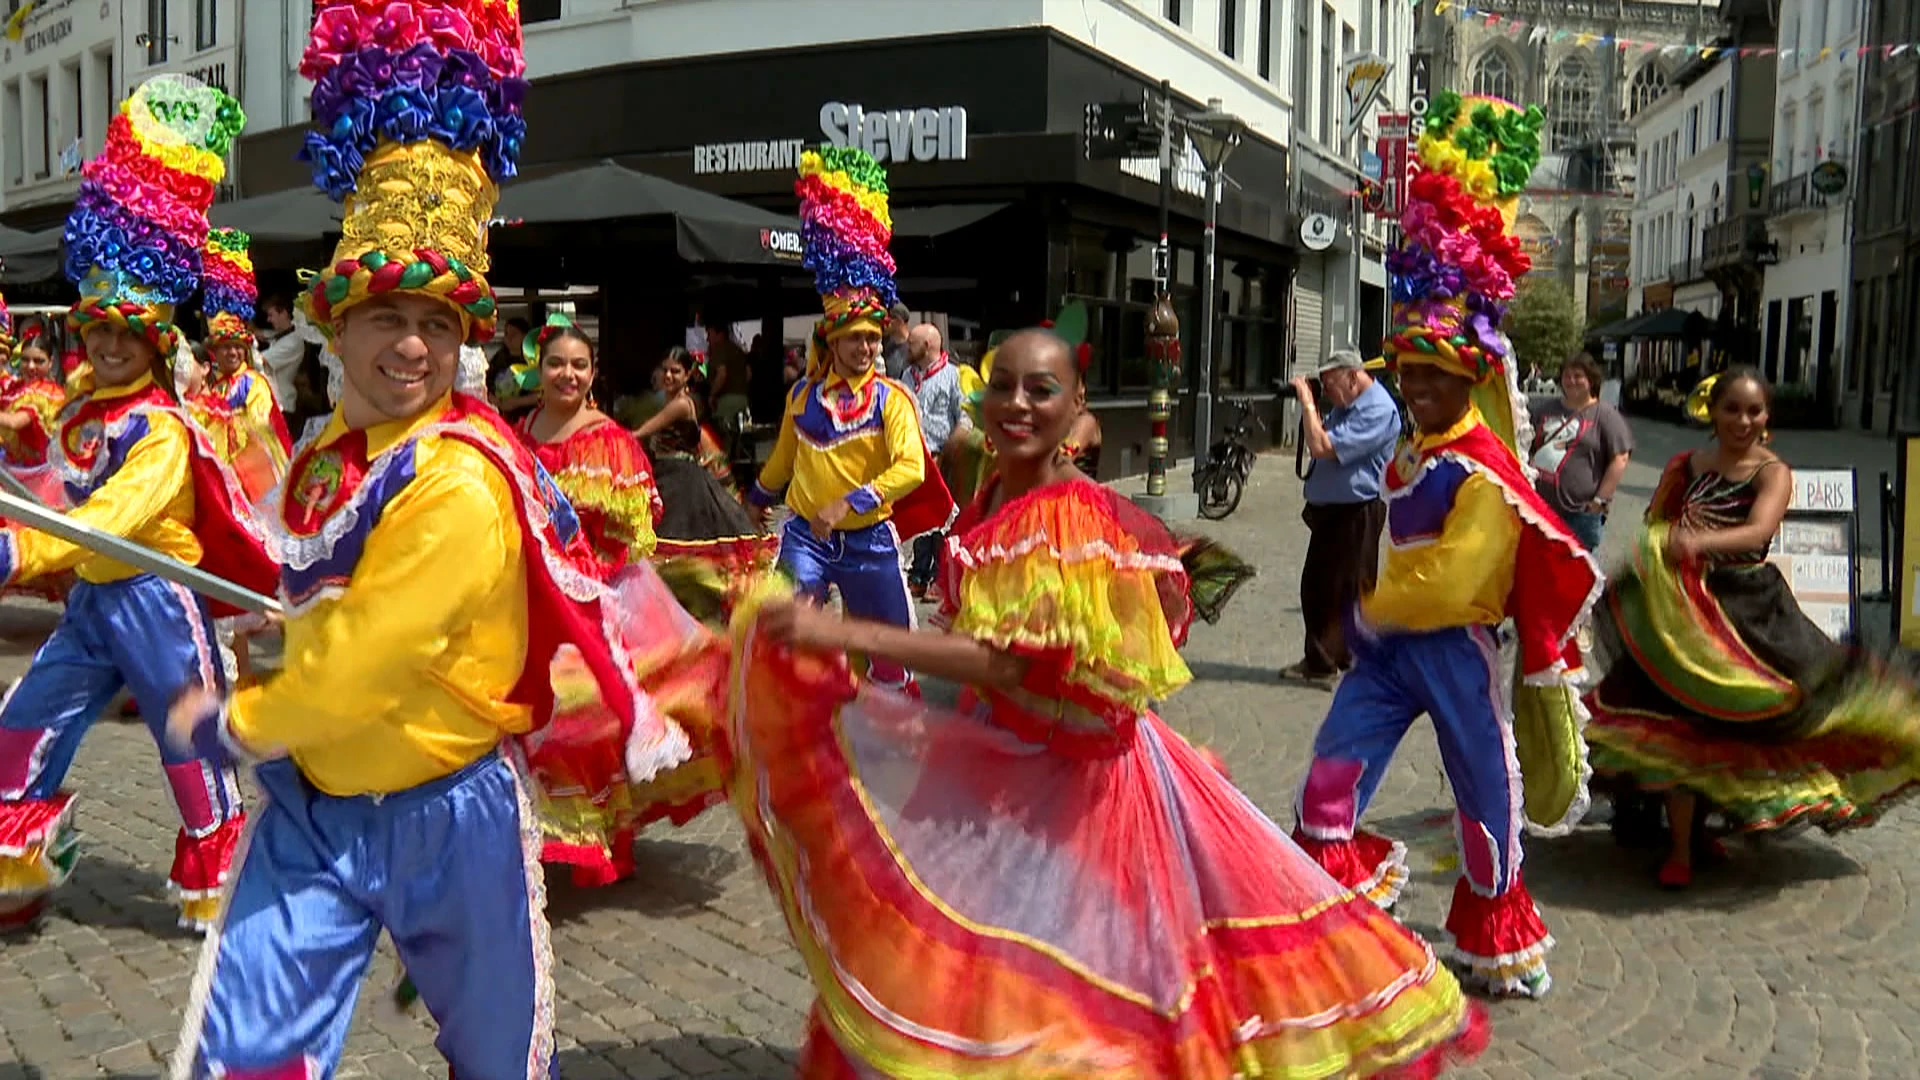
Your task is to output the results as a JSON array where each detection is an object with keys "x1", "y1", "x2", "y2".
[
  {"x1": 796, "y1": 146, "x2": 897, "y2": 378},
  {"x1": 63, "y1": 75, "x2": 244, "y2": 359},
  {"x1": 201, "y1": 227, "x2": 257, "y2": 345},
  {"x1": 1385, "y1": 90, "x2": 1544, "y2": 457},
  {"x1": 296, "y1": 0, "x2": 529, "y2": 343}
]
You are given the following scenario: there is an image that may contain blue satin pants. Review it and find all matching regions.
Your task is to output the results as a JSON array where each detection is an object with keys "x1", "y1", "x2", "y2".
[
  {"x1": 0, "y1": 575, "x2": 239, "y2": 833},
  {"x1": 778, "y1": 517, "x2": 915, "y2": 686},
  {"x1": 1295, "y1": 624, "x2": 1526, "y2": 898},
  {"x1": 175, "y1": 751, "x2": 555, "y2": 1079}
]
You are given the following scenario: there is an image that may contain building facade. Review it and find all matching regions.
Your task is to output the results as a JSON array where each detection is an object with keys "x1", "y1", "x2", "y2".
[
  {"x1": 1849, "y1": 0, "x2": 1918, "y2": 434},
  {"x1": 0, "y1": 0, "x2": 119, "y2": 231},
  {"x1": 232, "y1": 0, "x2": 1416, "y2": 472},
  {"x1": 1424, "y1": 0, "x2": 1720, "y2": 325},
  {"x1": 1760, "y1": 0, "x2": 1866, "y2": 424}
]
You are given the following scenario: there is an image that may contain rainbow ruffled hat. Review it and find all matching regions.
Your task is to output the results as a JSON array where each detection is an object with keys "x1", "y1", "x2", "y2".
[
  {"x1": 62, "y1": 75, "x2": 244, "y2": 359},
  {"x1": 201, "y1": 227, "x2": 256, "y2": 346},
  {"x1": 296, "y1": 0, "x2": 529, "y2": 344},
  {"x1": 1384, "y1": 89, "x2": 1544, "y2": 456},
  {"x1": 0, "y1": 292, "x2": 12, "y2": 356},
  {"x1": 796, "y1": 146, "x2": 897, "y2": 378}
]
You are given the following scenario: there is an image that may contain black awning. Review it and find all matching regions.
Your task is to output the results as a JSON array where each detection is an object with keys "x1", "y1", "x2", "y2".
[
  {"x1": 892, "y1": 203, "x2": 1010, "y2": 237},
  {"x1": 1588, "y1": 307, "x2": 1713, "y2": 340},
  {"x1": 208, "y1": 187, "x2": 343, "y2": 242},
  {"x1": 493, "y1": 160, "x2": 802, "y2": 267}
]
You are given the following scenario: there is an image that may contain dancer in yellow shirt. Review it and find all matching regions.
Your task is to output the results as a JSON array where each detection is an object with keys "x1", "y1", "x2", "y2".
[{"x1": 165, "y1": 4, "x2": 690, "y2": 1074}]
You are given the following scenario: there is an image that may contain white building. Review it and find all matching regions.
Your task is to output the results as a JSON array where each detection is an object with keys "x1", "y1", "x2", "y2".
[
  {"x1": 1760, "y1": 0, "x2": 1866, "y2": 421},
  {"x1": 1623, "y1": 47, "x2": 1742, "y2": 396},
  {"x1": 0, "y1": 0, "x2": 120, "y2": 226},
  {"x1": 122, "y1": 0, "x2": 243, "y2": 203}
]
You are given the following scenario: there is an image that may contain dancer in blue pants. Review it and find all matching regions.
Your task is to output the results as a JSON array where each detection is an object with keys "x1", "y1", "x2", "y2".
[{"x1": 750, "y1": 145, "x2": 951, "y2": 689}]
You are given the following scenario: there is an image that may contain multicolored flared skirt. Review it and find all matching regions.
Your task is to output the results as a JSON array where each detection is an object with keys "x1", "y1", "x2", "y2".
[
  {"x1": 726, "y1": 597, "x2": 1487, "y2": 1078},
  {"x1": 1587, "y1": 538, "x2": 1920, "y2": 833}
]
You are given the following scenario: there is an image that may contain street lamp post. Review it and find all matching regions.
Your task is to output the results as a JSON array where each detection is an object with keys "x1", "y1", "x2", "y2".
[{"x1": 1187, "y1": 100, "x2": 1246, "y2": 488}]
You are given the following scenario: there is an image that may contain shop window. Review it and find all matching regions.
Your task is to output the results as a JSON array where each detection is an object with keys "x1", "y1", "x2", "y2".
[
  {"x1": 1471, "y1": 49, "x2": 1516, "y2": 103},
  {"x1": 1550, "y1": 56, "x2": 1595, "y2": 151},
  {"x1": 196, "y1": 0, "x2": 217, "y2": 51},
  {"x1": 1626, "y1": 62, "x2": 1666, "y2": 120},
  {"x1": 145, "y1": 0, "x2": 168, "y2": 65}
]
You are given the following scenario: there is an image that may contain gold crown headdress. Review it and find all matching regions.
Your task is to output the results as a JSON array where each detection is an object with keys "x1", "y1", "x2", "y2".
[{"x1": 296, "y1": 0, "x2": 529, "y2": 344}]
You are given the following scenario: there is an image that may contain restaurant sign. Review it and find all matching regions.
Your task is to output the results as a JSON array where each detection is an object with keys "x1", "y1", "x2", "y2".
[{"x1": 694, "y1": 100, "x2": 969, "y2": 175}]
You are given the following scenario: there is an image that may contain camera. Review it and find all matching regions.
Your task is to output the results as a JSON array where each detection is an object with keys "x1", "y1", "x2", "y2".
[{"x1": 1275, "y1": 376, "x2": 1319, "y2": 401}]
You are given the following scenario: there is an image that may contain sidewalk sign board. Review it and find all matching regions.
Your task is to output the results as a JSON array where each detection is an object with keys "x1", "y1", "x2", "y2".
[{"x1": 1768, "y1": 468, "x2": 1858, "y2": 641}]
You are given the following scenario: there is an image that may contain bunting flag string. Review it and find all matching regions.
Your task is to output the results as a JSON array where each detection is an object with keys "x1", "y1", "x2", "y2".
[{"x1": 1427, "y1": 0, "x2": 1920, "y2": 61}]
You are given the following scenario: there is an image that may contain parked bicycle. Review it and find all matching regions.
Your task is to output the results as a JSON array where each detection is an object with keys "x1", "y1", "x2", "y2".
[{"x1": 1196, "y1": 397, "x2": 1263, "y2": 520}]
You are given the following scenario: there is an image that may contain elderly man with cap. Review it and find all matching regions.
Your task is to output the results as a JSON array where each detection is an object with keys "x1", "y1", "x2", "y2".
[{"x1": 1279, "y1": 349, "x2": 1401, "y2": 689}]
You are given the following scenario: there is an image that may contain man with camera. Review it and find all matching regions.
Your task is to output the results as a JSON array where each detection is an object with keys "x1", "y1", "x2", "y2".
[{"x1": 1280, "y1": 350, "x2": 1401, "y2": 689}]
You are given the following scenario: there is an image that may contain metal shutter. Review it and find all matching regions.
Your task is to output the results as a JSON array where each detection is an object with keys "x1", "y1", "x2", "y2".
[{"x1": 1293, "y1": 256, "x2": 1326, "y2": 377}]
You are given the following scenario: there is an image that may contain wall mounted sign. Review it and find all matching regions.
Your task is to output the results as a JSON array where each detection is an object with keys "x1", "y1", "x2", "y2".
[
  {"x1": 692, "y1": 101, "x2": 969, "y2": 175},
  {"x1": 1810, "y1": 160, "x2": 1849, "y2": 196},
  {"x1": 1300, "y1": 212, "x2": 1337, "y2": 251}
]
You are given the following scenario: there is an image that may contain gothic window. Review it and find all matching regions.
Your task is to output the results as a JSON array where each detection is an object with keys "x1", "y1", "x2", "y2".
[
  {"x1": 1551, "y1": 56, "x2": 1596, "y2": 150},
  {"x1": 1626, "y1": 63, "x2": 1667, "y2": 119},
  {"x1": 1472, "y1": 49, "x2": 1516, "y2": 102}
]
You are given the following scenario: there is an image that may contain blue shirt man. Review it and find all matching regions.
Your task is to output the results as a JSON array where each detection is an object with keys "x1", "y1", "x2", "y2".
[{"x1": 1282, "y1": 351, "x2": 1402, "y2": 685}]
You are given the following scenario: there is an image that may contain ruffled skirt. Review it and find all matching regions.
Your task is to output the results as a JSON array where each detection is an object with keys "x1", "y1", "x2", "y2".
[
  {"x1": 727, "y1": 613, "x2": 1486, "y2": 1078},
  {"x1": 1587, "y1": 559, "x2": 1920, "y2": 833},
  {"x1": 651, "y1": 456, "x2": 777, "y2": 618},
  {"x1": 529, "y1": 563, "x2": 731, "y2": 886}
]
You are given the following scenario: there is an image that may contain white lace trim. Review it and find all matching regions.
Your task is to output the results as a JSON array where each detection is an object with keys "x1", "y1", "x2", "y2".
[
  {"x1": 945, "y1": 533, "x2": 1187, "y2": 575},
  {"x1": 812, "y1": 378, "x2": 884, "y2": 435},
  {"x1": 168, "y1": 800, "x2": 265, "y2": 1080},
  {"x1": 1394, "y1": 447, "x2": 1607, "y2": 674},
  {"x1": 52, "y1": 403, "x2": 280, "y2": 563},
  {"x1": 501, "y1": 743, "x2": 558, "y2": 1079}
]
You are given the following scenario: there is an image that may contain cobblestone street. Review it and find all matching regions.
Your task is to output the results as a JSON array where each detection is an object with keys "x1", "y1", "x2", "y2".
[{"x1": 1, "y1": 417, "x2": 1915, "y2": 1079}]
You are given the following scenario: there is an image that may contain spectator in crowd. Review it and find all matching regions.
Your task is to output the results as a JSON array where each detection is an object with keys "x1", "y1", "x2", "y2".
[
  {"x1": 255, "y1": 294, "x2": 323, "y2": 425},
  {"x1": 486, "y1": 316, "x2": 537, "y2": 420},
  {"x1": 903, "y1": 323, "x2": 968, "y2": 598},
  {"x1": 1280, "y1": 350, "x2": 1402, "y2": 689},
  {"x1": 883, "y1": 303, "x2": 912, "y2": 379},
  {"x1": 1528, "y1": 351, "x2": 1632, "y2": 553}
]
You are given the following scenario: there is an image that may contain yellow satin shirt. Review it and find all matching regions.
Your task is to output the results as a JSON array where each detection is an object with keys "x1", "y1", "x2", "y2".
[
  {"x1": 219, "y1": 369, "x2": 282, "y2": 458},
  {"x1": 227, "y1": 399, "x2": 534, "y2": 797},
  {"x1": 754, "y1": 368, "x2": 925, "y2": 529},
  {"x1": 1362, "y1": 409, "x2": 1521, "y2": 631},
  {"x1": 12, "y1": 375, "x2": 203, "y2": 585}
]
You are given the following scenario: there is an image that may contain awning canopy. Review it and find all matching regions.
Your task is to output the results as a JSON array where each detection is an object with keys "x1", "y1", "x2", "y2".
[
  {"x1": 892, "y1": 203, "x2": 1009, "y2": 237},
  {"x1": 0, "y1": 227, "x2": 64, "y2": 284},
  {"x1": 492, "y1": 160, "x2": 803, "y2": 267},
  {"x1": 1587, "y1": 307, "x2": 1713, "y2": 340},
  {"x1": 208, "y1": 187, "x2": 343, "y2": 242}
]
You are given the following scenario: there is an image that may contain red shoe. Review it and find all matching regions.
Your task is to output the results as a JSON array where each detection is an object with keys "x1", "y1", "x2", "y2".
[{"x1": 1657, "y1": 856, "x2": 1692, "y2": 890}]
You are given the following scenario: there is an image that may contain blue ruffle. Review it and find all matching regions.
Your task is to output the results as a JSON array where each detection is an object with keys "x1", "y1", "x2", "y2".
[
  {"x1": 202, "y1": 282, "x2": 255, "y2": 322},
  {"x1": 799, "y1": 219, "x2": 899, "y2": 308},
  {"x1": 302, "y1": 45, "x2": 526, "y2": 202},
  {"x1": 62, "y1": 195, "x2": 200, "y2": 305}
]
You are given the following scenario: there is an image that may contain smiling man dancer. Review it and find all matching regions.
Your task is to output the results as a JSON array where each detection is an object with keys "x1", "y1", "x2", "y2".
[
  {"x1": 166, "y1": 2, "x2": 690, "y2": 1075},
  {"x1": 0, "y1": 76, "x2": 275, "y2": 934},
  {"x1": 750, "y1": 145, "x2": 952, "y2": 691},
  {"x1": 1291, "y1": 90, "x2": 1600, "y2": 1002}
]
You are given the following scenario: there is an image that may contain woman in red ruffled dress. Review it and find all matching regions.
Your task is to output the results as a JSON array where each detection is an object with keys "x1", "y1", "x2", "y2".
[
  {"x1": 0, "y1": 319, "x2": 70, "y2": 507},
  {"x1": 515, "y1": 319, "x2": 662, "y2": 578},
  {"x1": 734, "y1": 328, "x2": 1486, "y2": 1078}
]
